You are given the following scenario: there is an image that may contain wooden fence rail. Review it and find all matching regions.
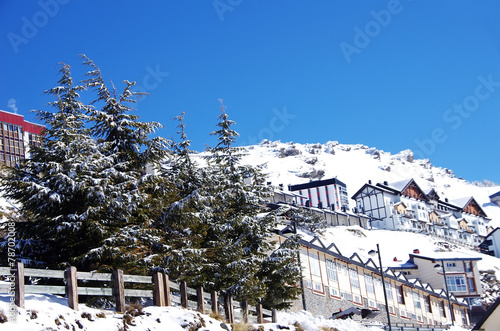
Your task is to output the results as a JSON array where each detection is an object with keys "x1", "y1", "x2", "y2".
[{"x1": 0, "y1": 262, "x2": 276, "y2": 324}]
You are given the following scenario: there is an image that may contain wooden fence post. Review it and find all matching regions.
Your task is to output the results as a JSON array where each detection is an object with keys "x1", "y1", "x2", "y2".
[
  {"x1": 66, "y1": 266, "x2": 78, "y2": 311},
  {"x1": 163, "y1": 274, "x2": 171, "y2": 306},
  {"x1": 112, "y1": 269, "x2": 125, "y2": 313},
  {"x1": 256, "y1": 302, "x2": 263, "y2": 324},
  {"x1": 211, "y1": 291, "x2": 218, "y2": 315},
  {"x1": 197, "y1": 286, "x2": 205, "y2": 313},
  {"x1": 180, "y1": 281, "x2": 188, "y2": 308},
  {"x1": 153, "y1": 272, "x2": 165, "y2": 307},
  {"x1": 224, "y1": 295, "x2": 234, "y2": 323},
  {"x1": 14, "y1": 261, "x2": 24, "y2": 309},
  {"x1": 272, "y1": 308, "x2": 277, "y2": 323},
  {"x1": 240, "y1": 299, "x2": 248, "y2": 323}
]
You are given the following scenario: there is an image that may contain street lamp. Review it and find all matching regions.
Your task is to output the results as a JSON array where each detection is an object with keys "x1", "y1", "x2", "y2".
[
  {"x1": 368, "y1": 244, "x2": 392, "y2": 331},
  {"x1": 434, "y1": 260, "x2": 454, "y2": 326}
]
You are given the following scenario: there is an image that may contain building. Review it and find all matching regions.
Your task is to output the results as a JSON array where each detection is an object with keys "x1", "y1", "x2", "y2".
[
  {"x1": 389, "y1": 251, "x2": 483, "y2": 307},
  {"x1": 351, "y1": 178, "x2": 490, "y2": 246},
  {"x1": 0, "y1": 109, "x2": 44, "y2": 167},
  {"x1": 472, "y1": 297, "x2": 500, "y2": 331},
  {"x1": 275, "y1": 226, "x2": 471, "y2": 328},
  {"x1": 489, "y1": 191, "x2": 500, "y2": 207},
  {"x1": 479, "y1": 227, "x2": 500, "y2": 258},
  {"x1": 288, "y1": 177, "x2": 349, "y2": 212}
]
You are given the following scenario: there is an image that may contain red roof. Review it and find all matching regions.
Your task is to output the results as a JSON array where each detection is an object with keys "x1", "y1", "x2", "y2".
[{"x1": 0, "y1": 110, "x2": 45, "y2": 135}]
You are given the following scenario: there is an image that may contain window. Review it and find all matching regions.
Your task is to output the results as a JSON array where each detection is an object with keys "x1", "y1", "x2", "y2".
[
  {"x1": 467, "y1": 278, "x2": 476, "y2": 292},
  {"x1": 313, "y1": 282, "x2": 323, "y2": 293},
  {"x1": 368, "y1": 299, "x2": 376, "y2": 308},
  {"x1": 385, "y1": 281, "x2": 393, "y2": 301},
  {"x1": 388, "y1": 306, "x2": 395, "y2": 314},
  {"x1": 425, "y1": 296, "x2": 432, "y2": 313},
  {"x1": 446, "y1": 276, "x2": 467, "y2": 292},
  {"x1": 326, "y1": 259, "x2": 338, "y2": 282},
  {"x1": 365, "y1": 275, "x2": 374, "y2": 294},
  {"x1": 439, "y1": 301, "x2": 446, "y2": 317},
  {"x1": 464, "y1": 262, "x2": 472, "y2": 273},
  {"x1": 446, "y1": 262, "x2": 456, "y2": 268},
  {"x1": 330, "y1": 287, "x2": 339, "y2": 298},
  {"x1": 305, "y1": 279, "x2": 312, "y2": 289},
  {"x1": 413, "y1": 292, "x2": 421, "y2": 309},
  {"x1": 397, "y1": 286, "x2": 405, "y2": 304},
  {"x1": 309, "y1": 251, "x2": 321, "y2": 276},
  {"x1": 400, "y1": 309, "x2": 407, "y2": 318},
  {"x1": 349, "y1": 268, "x2": 359, "y2": 289}
]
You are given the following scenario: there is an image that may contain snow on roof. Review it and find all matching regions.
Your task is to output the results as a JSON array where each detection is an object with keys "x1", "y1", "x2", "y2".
[
  {"x1": 451, "y1": 197, "x2": 473, "y2": 208},
  {"x1": 385, "y1": 178, "x2": 413, "y2": 192},
  {"x1": 410, "y1": 251, "x2": 482, "y2": 261}
]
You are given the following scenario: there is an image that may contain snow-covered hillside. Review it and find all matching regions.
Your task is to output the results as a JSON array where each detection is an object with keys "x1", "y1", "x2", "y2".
[{"x1": 237, "y1": 140, "x2": 500, "y2": 227}]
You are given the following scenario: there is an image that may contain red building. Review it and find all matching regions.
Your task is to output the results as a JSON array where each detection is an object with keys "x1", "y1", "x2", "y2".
[{"x1": 0, "y1": 110, "x2": 45, "y2": 167}]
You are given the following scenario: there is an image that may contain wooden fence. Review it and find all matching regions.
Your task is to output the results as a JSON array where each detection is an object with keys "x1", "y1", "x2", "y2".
[{"x1": 0, "y1": 262, "x2": 276, "y2": 324}]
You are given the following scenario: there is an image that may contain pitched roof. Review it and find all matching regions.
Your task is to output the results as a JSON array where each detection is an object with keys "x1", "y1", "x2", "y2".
[
  {"x1": 472, "y1": 297, "x2": 500, "y2": 330},
  {"x1": 409, "y1": 252, "x2": 482, "y2": 262},
  {"x1": 451, "y1": 196, "x2": 488, "y2": 218},
  {"x1": 489, "y1": 191, "x2": 500, "y2": 199}
]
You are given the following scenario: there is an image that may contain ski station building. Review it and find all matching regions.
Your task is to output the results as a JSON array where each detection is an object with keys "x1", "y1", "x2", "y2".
[
  {"x1": 351, "y1": 178, "x2": 491, "y2": 246},
  {"x1": 0, "y1": 109, "x2": 45, "y2": 167},
  {"x1": 275, "y1": 225, "x2": 472, "y2": 328}
]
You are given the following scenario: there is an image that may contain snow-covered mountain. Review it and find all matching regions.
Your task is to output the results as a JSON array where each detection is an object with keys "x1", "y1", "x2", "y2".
[{"x1": 236, "y1": 140, "x2": 500, "y2": 228}]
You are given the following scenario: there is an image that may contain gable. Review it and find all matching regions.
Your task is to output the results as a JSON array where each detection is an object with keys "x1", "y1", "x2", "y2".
[
  {"x1": 401, "y1": 180, "x2": 428, "y2": 201},
  {"x1": 463, "y1": 197, "x2": 488, "y2": 218},
  {"x1": 426, "y1": 189, "x2": 440, "y2": 201}
]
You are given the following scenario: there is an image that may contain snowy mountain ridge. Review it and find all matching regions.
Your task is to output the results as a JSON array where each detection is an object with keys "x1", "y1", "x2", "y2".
[{"x1": 233, "y1": 140, "x2": 500, "y2": 227}]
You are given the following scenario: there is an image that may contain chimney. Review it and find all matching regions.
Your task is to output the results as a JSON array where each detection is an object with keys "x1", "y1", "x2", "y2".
[
  {"x1": 368, "y1": 180, "x2": 372, "y2": 184},
  {"x1": 413, "y1": 249, "x2": 420, "y2": 254},
  {"x1": 384, "y1": 181, "x2": 388, "y2": 185}
]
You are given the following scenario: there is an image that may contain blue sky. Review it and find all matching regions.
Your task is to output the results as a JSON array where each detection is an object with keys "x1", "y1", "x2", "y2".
[{"x1": 1, "y1": 0, "x2": 500, "y2": 184}]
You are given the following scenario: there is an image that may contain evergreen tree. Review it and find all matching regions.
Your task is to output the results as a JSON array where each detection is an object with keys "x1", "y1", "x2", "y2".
[
  {"x1": 257, "y1": 233, "x2": 303, "y2": 310},
  {"x1": 200, "y1": 100, "x2": 288, "y2": 304},
  {"x1": 1, "y1": 58, "x2": 171, "y2": 273},
  {"x1": 1, "y1": 63, "x2": 106, "y2": 267},
  {"x1": 158, "y1": 113, "x2": 211, "y2": 283},
  {"x1": 77, "y1": 55, "x2": 170, "y2": 272}
]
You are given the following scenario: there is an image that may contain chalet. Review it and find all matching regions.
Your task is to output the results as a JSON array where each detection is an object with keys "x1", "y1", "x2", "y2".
[
  {"x1": 275, "y1": 227, "x2": 471, "y2": 328},
  {"x1": 351, "y1": 178, "x2": 490, "y2": 246},
  {"x1": 389, "y1": 251, "x2": 483, "y2": 307},
  {"x1": 451, "y1": 197, "x2": 490, "y2": 242}
]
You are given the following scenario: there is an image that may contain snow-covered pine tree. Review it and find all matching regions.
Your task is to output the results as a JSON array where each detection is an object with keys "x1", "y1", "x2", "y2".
[
  {"x1": 77, "y1": 55, "x2": 170, "y2": 273},
  {"x1": 157, "y1": 113, "x2": 212, "y2": 283},
  {"x1": 0, "y1": 63, "x2": 107, "y2": 267},
  {"x1": 200, "y1": 100, "x2": 289, "y2": 304},
  {"x1": 257, "y1": 232, "x2": 303, "y2": 310}
]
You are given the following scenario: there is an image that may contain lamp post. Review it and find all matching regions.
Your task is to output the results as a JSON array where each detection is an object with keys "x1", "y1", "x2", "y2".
[
  {"x1": 368, "y1": 244, "x2": 392, "y2": 331},
  {"x1": 434, "y1": 260, "x2": 454, "y2": 326}
]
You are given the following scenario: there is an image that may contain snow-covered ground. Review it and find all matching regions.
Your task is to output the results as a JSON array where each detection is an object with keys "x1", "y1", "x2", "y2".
[{"x1": 0, "y1": 293, "x2": 470, "y2": 331}]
